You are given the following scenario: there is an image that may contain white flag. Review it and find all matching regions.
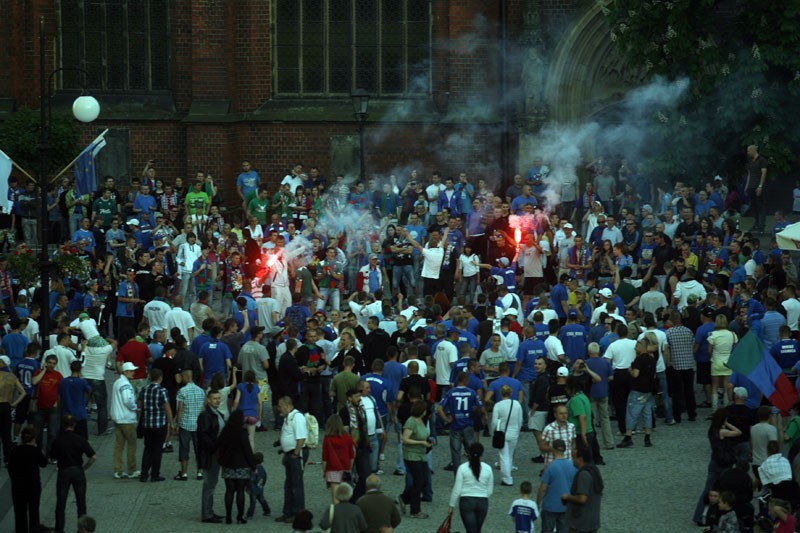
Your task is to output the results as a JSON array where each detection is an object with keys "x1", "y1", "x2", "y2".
[{"x1": 0, "y1": 150, "x2": 13, "y2": 215}]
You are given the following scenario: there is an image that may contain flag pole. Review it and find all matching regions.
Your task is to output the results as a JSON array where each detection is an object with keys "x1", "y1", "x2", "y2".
[
  {"x1": 50, "y1": 128, "x2": 109, "y2": 184},
  {"x1": 12, "y1": 161, "x2": 38, "y2": 184}
]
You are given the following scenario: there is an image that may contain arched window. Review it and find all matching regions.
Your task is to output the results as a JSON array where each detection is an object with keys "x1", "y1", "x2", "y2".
[
  {"x1": 58, "y1": 0, "x2": 170, "y2": 92},
  {"x1": 274, "y1": 0, "x2": 431, "y2": 97}
]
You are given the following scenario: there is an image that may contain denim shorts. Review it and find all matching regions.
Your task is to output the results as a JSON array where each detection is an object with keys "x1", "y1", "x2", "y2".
[{"x1": 179, "y1": 428, "x2": 197, "y2": 461}]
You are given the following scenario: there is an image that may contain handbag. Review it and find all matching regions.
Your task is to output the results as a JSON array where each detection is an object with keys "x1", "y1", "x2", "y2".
[
  {"x1": 492, "y1": 401, "x2": 514, "y2": 449},
  {"x1": 437, "y1": 510, "x2": 453, "y2": 533}
]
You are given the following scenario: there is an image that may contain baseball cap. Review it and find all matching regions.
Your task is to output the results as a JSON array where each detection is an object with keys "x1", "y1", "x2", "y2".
[
  {"x1": 154, "y1": 212, "x2": 164, "y2": 219},
  {"x1": 557, "y1": 366, "x2": 569, "y2": 377},
  {"x1": 121, "y1": 362, "x2": 138, "y2": 372},
  {"x1": 714, "y1": 175, "x2": 723, "y2": 181},
  {"x1": 503, "y1": 308, "x2": 519, "y2": 317},
  {"x1": 0, "y1": 355, "x2": 9, "y2": 367},
  {"x1": 86, "y1": 279, "x2": 98, "y2": 289},
  {"x1": 563, "y1": 223, "x2": 573, "y2": 229},
  {"x1": 701, "y1": 307, "x2": 715, "y2": 317},
  {"x1": 733, "y1": 387, "x2": 748, "y2": 399},
  {"x1": 592, "y1": 200, "x2": 602, "y2": 206},
  {"x1": 687, "y1": 294, "x2": 700, "y2": 304},
  {"x1": 447, "y1": 327, "x2": 460, "y2": 336},
  {"x1": 369, "y1": 253, "x2": 379, "y2": 260},
  {"x1": 498, "y1": 257, "x2": 510, "y2": 266},
  {"x1": 599, "y1": 288, "x2": 613, "y2": 298},
  {"x1": 126, "y1": 267, "x2": 136, "y2": 273},
  {"x1": 568, "y1": 310, "x2": 578, "y2": 318},
  {"x1": 127, "y1": 219, "x2": 140, "y2": 226}
]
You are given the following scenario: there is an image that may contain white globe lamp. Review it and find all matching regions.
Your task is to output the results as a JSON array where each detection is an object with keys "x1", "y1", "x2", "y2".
[{"x1": 72, "y1": 95, "x2": 100, "y2": 123}]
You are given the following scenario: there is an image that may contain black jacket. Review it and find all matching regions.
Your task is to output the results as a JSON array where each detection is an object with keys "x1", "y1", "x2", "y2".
[
  {"x1": 216, "y1": 427, "x2": 256, "y2": 470},
  {"x1": 276, "y1": 351, "x2": 303, "y2": 402},
  {"x1": 197, "y1": 406, "x2": 222, "y2": 469},
  {"x1": 363, "y1": 329, "x2": 391, "y2": 368}
]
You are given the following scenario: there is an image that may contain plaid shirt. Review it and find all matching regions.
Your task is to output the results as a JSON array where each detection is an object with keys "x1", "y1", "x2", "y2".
[
  {"x1": 139, "y1": 382, "x2": 170, "y2": 429},
  {"x1": 665, "y1": 325, "x2": 695, "y2": 370},
  {"x1": 542, "y1": 420, "x2": 576, "y2": 467},
  {"x1": 759, "y1": 454, "x2": 793, "y2": 486},
  {"x1": 176, "y1": 382, "x2": 206, "y2": 431}
]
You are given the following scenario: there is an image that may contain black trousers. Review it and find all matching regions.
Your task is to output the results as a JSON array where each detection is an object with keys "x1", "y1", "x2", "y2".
[
  {"x1": 12, "y1": 481, "x2": 41, "y2": 533},
  {"x1": 351, "y1": 448, "x2": 371, "y2": 502},
  {"x1": 667, "y1": 367, "x2": 697, "y2": 422},
  {"x1": 56, "y1": 466, "x2": 87, "y2": 533},
  {"x1": 401, "y1": 459, "x2": 427, "y2": 515},
  {"x1": 141, "y1": 426, "x2": 167, "y2": 478},
  {"x1": 439, "y1": 269, "x2": 455, "y2": 300},
  {"x1": 0, "y1": 402, "x2": 12, "y2": 463},
  {"x1": 610, "y1": 370, "x2": 632, "y2": 434}
]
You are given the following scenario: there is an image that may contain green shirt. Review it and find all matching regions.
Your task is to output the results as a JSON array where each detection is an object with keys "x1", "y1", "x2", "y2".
[
  {"x1": 92, "y1": 197, "x2": 116, "y2": 226},
  {"x1": 67, "y1": 190, "x2": 90, "y2": 218},
  {"x1": 185, "y1": 191, "x2": 210, "y2": 215},
  {"x1": 786, "y1": 416, "x2": 800, "y2": 449},
  {"x1": 248, "y1": 196, "x2": 271, "y2": 225},
  {"x1": 330, "y1": 371, "x2": 360, "y2": 412},
  {"x1": 567, "y1": 391, "x2": 593, "y2": 434},
  {"x1": 272, "y1": 192, "x2": 293, "y2": 219},
  {"x1": 402, "y1": 416, "x2": 429, "y2": 461}
]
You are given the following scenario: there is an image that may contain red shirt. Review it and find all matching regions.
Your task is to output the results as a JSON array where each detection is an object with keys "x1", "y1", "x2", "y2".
[
  {"x1": 36, "y1": 369, "x2": 63, "y2": 409},
  {"x1": 116, "y1": 338, "x2": 151, "y2": 380},
  {"x1": 321, "y1": 434, "x2": 355, "y2": 472}
]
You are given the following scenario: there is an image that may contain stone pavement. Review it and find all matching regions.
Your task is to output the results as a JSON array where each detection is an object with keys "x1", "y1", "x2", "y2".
[{"x1": 0, "y1": 387, "x2": 712, "y2": 533}]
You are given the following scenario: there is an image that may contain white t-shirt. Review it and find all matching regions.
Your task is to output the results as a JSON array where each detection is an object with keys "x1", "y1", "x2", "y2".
[
  {"x1": 603, "y1": 338, "x2": 637, "y2": 369},
  {"x1": 459, "y1": 253, "x2": 480, "y2": 278},
  {"x1": 403, "y1": 358, "x2": 428, "y2": 378},
  {"x1": 744, "y1": 259, "x2": 757, "y2": 278},
  {"x1": 144, "y1": 300, "x2": 172, "y2": 336},
  {"x1": 421, "y1": 246, "x2": 444, "y2": 279},
  {"x1": 165, "y1": 308, "x2": 197, "y2": 342},
  {"x1": 82, "y1": 344, "x2": 113, "y2": 381},
  {"x1": 639, "y1": 291, "x2": 669, "y2": 318},
  {"x1": 426, "y1": 183, "x2": 444, "y2": 213},
  {"x1": 21, "y1": 318, "x2": 40, "y2": 344},
  {"x1": 280, "y1": 409, "x2": 309, "y2": 452},
  {"x1": 256, "y1": 297, "x2": 281, "y2": 333},
  {"x1": 783, "y1": 298, "x2": 800, "y2": 331},
  {"x1": 501, "y1": 331, "x2": 520, "y2": 361},
  {"x1": 520, "y1": 242, "x2": 546, "y2": 278},
  {"x1": 639, "y1": 328, "x2": 667, "y2": 373},
  {"x1": 281, "y1": 175, "x2": 304, "y2": 194},
  {"x1": 544, "y1": 335, "x2": 565, "y2": 361},
  {"x1": 433, "y1": 340, "x2": 458, "y2": 385}
]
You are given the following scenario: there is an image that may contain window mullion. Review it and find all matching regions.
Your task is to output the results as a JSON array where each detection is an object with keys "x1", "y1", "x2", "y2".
[
  {"x1": 377, "y1": 0, "x2": 382, "y2": 95},
  {"x1": 350, "y1": 0, "x2": 356, "y2": 92},
  {"x1": 298, "y1": 0, "x2": 304, "y2": 95},
  {"x1": 323, "y1": 0, "x2": 329, "y2": 96},
  {"x1": 403, "y1": 0, "x2": 409, "y2": 94},
  {"x1": 145, "y1": 0, "x2": 152, "y2": 91}
]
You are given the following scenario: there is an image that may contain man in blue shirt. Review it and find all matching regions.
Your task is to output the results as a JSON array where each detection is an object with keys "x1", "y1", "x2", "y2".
[
  {"x1": 58, "y1": 360, "x2": 92, "y2": 439},
  {"x1": 558, "y1": 311, "x2": 587, "y2": 364},
  {"x1": 198, "y1": 326, "x2": 233, "y2": 384},
  {"x1": 537, "y1": 439, "x2": 576, "y2": 531},
  {"x1": 514, "y1": 326, "x2": 546, "y2": 428},
  {"x1": 772, "y1": 325, "x2": 800, "y2": 371},
  {"x1": 236, "y1": 160, "x2": 260, "y2": 201},
  {"x1": 550, "y1": 274, "x2": 570, "y2": 323},
  {"x1": 71, "y1": 217, "x2": 97, "y2": 256},
  {"x1": 486, "y1": 362, "x2": 524, "y2": 405},
  {"x1": 133, "y1": 184, "x2": 158, "y2": 227},
  {"x1": 2, "y1": 318, "x2": 28, "y2": 369},
  {"x1": 437, "y1": 371, "x2": 481, "y2": 475},
  {"x1": 511, "y1": 184, "x2": 538, "y2": 214}
]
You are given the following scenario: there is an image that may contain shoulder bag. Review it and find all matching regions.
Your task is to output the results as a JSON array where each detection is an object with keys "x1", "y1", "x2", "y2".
[{"x1": 492, "y1": 401, "x2": 513, "y2": 449}]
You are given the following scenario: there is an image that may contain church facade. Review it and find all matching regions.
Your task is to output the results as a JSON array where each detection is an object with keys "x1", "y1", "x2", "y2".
[{"x1": 0, "y1": 0, "x2": 638, "y2": 200}]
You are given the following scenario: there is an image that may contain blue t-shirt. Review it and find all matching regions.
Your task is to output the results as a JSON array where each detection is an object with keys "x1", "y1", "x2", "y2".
[
  {"x1": 116, "y1": 280, "x2": 138, "y2": 318},
  {"x1": 236, "y1": 382, "x2": 261, "y2": 418},
  {"x1": 509, "y1": 498, "x2": 539, "y2": 533},
  {"x1": 364, "y1": 373, "x2": 393, "y2": 417},
  {"x1": 488, "y1": 376, "x2": 523, "y2": 403},
  {"x1": 516, "y1": 338, "x2": 546, "y2": 382},
  {"x1": 382, "y1": 361, "x2": 408, "y2": 395},
  {"x1": 149, "y1": 342, "x2": 164, "y2": 362},
  {"x1": 598, "y1": 333, "x2": 619, "y2": 355},
  {"x1": 540, "y1": 458, "x2": 577, "y2": 512},
  {"x1": 439, "y1": 386, "x2": 481, "y2": 430},
  {"x1": 237, "y1": 171, "x2": 260, "y2": 198},
  {"x1": 2, "y1": 332, "x2": 29, "y2": 368},
  {"x1": 71, "y1": 229, "x2": 96, "y2": 252},
  {"x1": 58, "y1": 376, "x2": 91, "y2": 420},
  {"x1": 772, "y1": 339, "x2": 800, "y2": 370},
  {"x1": 454, "y1": 329, "x2": 478, "y2": 352},
  {"x1": 533, "y1": 323, "x2": 549, "y2": 342},
  {"x1": 133, "y1": 194, "x2": 157, "y2": 226},
  {"x1": 191, "y1": 332, "x2": 212, "y2": 357},
  {"x1": 449, "y1": 357, "x2": 472, "y2": 386},
  {"x1": 404, "y1": 224, "x2": 427, "y2": 256},
  {"x1": 16, "y1": 357, "x2": 40, "y2": 395},
  {"x1": 558, "y1": 324, "x2": 587, "y2": 363},
  {"x1": 467, "y1": 373, "x2": 485, "y2": 393},
  {"x1": 199, "y1": 339, "x2": 232, "y2": 382},
  {"x1": 550, "y1": 283, "x2": 568, "y2": 318},
  {"x1": 489, "y1": 266, "x2": 517, "y2": 290},
  {"x1": 694, "y1": 322, "x2": 715, "y2": 363},
  {"x1": 585, "y1": 357, "x2": 613, "y2": 399}
]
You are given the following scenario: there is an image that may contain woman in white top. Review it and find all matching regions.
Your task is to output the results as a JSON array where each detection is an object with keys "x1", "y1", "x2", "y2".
[
  {"x1": 708, "y1": 314, "x2": 738, "y2": 410},
  {"x1": 449, "y1": 442, "x2": 494, "y2": 533},
  {"x1": 208, "y1": 369, "x2": 238, "y2": 419},
  {"x1": 490, "y1": 385, "x2": 523, "y2": 486}
]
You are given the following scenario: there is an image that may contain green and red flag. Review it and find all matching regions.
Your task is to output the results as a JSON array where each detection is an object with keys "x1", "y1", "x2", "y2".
[{"x1": 727, "y1": 331, "x2": 797, "y2": 415}]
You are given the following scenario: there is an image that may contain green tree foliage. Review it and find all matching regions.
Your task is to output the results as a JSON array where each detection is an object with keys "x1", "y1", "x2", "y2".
[
  {"x1": 0, "y1": 108, "x2": 79, "y2": 179},
  {"x1": 605, "y1": 0, "x2": 800, "y2": 181}
]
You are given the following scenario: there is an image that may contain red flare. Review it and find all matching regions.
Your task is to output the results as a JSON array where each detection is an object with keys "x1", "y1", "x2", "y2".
[{"x1": 514, "y1": 227, "x2": 522, "y2": 245}]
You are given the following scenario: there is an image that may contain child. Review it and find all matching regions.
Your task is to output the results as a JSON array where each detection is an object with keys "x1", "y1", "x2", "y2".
[
  {"x1": 708, "y1": 491, "x2": 738, "y2": 533},
  {"x1": 769, "y1": 497, "x2": 797, "y2": 533},
  {"x1": 247, "y1": 452, "x2": 270, "y2": 518},
  {"x1": 703, "y1": 488, "x2": 721, "y2": 530},
  {"x1": 508, "y1": 481, "x2": 539, "y2": 533},
  {"x1": 291, "y1": 509, "x2": 313, "y2": 533}
]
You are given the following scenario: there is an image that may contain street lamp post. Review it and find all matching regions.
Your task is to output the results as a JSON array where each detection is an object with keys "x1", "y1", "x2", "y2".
[
  {"x1": 350, "y1": 89, "x2": 370, "y2": 182},
  {"x1": 37, "y1": 16, "x2": 100, "y2": 347}
]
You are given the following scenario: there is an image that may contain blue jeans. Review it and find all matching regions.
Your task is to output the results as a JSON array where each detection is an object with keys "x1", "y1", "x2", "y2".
[
  {"x1": 368, "y1": 433, "x2": 380, "y2": 473},
  {"x1": 657, "y1": 371, "x2": 673, "y2": 422},
  {"x1": 520, "y1": 380, "x2": 532, "y2": 427},
  {"x1": 541, "y1": 510, "x2": 568, "y2": 533},
  {"x1": 458, "y1": 496, "x2": 488, "y2": 533},
  {"x1": 88, "y1": 378, "x2": 109, "y2": 435},
  {"x1": 392, "y1": 265, "x2": 416, "y2": 297},
  {"x1": 625, "y1": 391, "x2": 654, "y2": 431},
  {"x1": 693, "y1": 459, "x2": 725, "y2": 524},
  {"x1": 282, "y1": 454, "x2": 304, "y2": 517},
  {"x1": 393, "y1": 420, "x2": 406, "y2": 474},
  {"x1": 449, "y1": 426, "x2": 475, "y2": 474}
]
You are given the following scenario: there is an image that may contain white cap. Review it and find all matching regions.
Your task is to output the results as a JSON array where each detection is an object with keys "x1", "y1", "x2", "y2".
[
  {"x1": 563, "y1": 223, "x2": 573, "y2": 229},
  {"x1": 599, "y1": 288, "x2": 613, "y2": 298},
  {"x1": 733, "y1": 387, "x2": 748, "y2": 399},
  {"x1": 557, "y1": 366, "x2": 569, "y2": 377},
  {"x1": 0, "y1": 355, "x2": 9, "y2": 367},
  {"x1": 127, "y1": 219, "x2": 140, "y2": 226},
  {"x1": 121, "y1": 362, "x2": 138, "y2": 372},
  {"x1": 503, "y1": 308, "x2": 518, "y2": 316}
]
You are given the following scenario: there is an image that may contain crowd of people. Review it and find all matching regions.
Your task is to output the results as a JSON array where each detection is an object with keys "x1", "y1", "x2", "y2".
[{"x1": 0, "y1": 143, "x2": 798, "y2": 532}]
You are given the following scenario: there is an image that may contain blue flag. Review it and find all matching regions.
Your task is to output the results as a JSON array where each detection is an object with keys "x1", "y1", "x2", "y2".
[{"x1": 73, "y1": 131, "x2": 107, "y2": 197}]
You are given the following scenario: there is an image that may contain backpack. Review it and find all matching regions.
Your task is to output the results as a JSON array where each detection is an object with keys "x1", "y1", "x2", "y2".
[{"x1": 304, "y1": 413, "x2": 319, "y2": 449}]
